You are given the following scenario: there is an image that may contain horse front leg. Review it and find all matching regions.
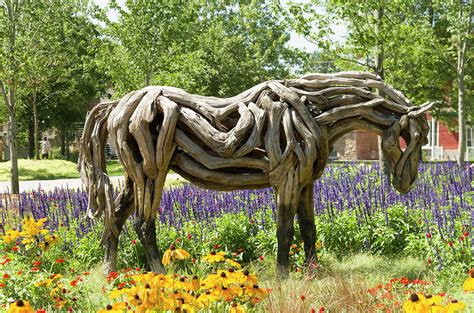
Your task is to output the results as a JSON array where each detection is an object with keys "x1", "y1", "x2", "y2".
[
  {"x1": 276, "y1": 190, "x2": 298, "y2": 279},
  {"x1": 133, "y1": 172, "x2": 167, "y2": 274},
  {"x1": 133, "y1": 216, "x2": 165, "y2": 273},
  {"x1": 297, "y1": 181, "x2": 318, "y2": 267},
  {"x1": 103, "y1": 177, "x2": 134, "y2": 274}
]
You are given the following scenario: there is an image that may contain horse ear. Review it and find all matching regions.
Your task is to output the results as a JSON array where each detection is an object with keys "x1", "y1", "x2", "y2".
[{"x1": 408, "y1": 101, "x2": 436, "y2": 118}]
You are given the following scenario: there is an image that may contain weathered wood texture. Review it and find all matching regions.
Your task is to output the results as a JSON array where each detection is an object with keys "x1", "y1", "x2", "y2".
[{"x1": 78, "y1": 71, "x2": 431, "y2": 275}]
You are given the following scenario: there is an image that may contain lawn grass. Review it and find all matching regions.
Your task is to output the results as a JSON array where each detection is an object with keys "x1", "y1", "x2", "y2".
[
  {"x1": 0, "y1": 159, "x2": 124, "y2": 181},
  {"x1": 258, "y1": 253, "x2": 469, "y2": 312},
  {"x1": 81, "y1": 253, "x2": 470, "y2": 312}
]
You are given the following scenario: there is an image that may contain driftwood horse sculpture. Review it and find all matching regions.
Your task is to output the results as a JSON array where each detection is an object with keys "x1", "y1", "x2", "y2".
[{"x1": 78, "y1": 72, "x2": 431, "y2": 276}]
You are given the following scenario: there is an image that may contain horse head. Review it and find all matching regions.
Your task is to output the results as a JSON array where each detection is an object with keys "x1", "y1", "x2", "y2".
[{"x1": 381, "y1": 103, "x2": 432, "y2": 193}]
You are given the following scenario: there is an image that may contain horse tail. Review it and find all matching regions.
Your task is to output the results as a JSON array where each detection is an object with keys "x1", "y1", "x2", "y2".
[{"x1": 78, "y1": 100, "x2": 119, "y2": 240}]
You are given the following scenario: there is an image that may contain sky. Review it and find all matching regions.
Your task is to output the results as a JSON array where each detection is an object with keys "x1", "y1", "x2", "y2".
[{"x1": 93, "y1": 0, "x2": 347, "y2": 53}]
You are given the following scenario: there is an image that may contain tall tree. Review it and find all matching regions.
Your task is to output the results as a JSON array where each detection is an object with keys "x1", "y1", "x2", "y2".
[
  {"x1": 289, "y1": 0, "x2": 472, "y2": 162},
  {"x1": 0, "y1": 0, "x2": 23, "y2": 193},
  {"x1": 444, "y1": 0, "x2": 473, "y2": 165},
  {"x1": 13, "y1": 1, "x2": 107, "y2": 160},
  {"x1": 100, "y1": 2, "x2": 300, "y2": 98}
]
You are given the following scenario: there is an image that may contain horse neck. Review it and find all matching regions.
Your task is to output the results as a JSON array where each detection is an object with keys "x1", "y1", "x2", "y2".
[{"x1": 315, "y1": 100, "x2": 406, "y2": 148}]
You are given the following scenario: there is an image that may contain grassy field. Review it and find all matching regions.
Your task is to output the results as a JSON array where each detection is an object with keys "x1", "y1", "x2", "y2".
[{"x1": 0, "y1": 159, "x2": 124, "y2": 181}]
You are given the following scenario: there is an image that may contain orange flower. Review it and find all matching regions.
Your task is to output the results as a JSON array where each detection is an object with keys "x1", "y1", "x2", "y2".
[{"x1": 162, "y1": 245, "x2": 190, "y2": 266}]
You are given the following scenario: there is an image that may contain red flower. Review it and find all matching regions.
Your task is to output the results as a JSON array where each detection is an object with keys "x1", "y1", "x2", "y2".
[
  {"x1": 368, "y1": 287, "x2": 378, "y2": 295},
  {"x1": 117, "y1": 282, "x2": 125, "y2": 289},
  {"x1": 31, "y1": 267, "x2": 40, "y2": 272},
  {"x1": 213, "y1": 244, "x2": 220, "y2": 250},
  {"x1": 55, "y1": 259, "x2": 65, "y2": 263},
  {"x1": 36, "y1": 309, "x2": 47, "y2": 313},
  {"x1": 311, "y1": 309, "x2": 315, "y2": 313},
  {"x1": 70, "y1": 280, "x2": 78, "y2": 287},
  {"x1": 259, "y1": 256, "x2": 264, "y2": 261},
  {"x1": 459, "y1": 236, "x2": 465, "y2": 241},
  {"x1": 187, "y1": 234, "x2": 192, "y2": 240},
  {"x1": 33, "y1": 261, "x2": 41, "y2": 266},
  {"x1": 426, "y1": 233, "x2": 432, "y2": 239},
  {"x1": 300, "y1": 295, "x2": 305, "y2": 300},
  {"x1": 11, "y1": 246, "x2": 19, "y2": 252},
  {"x1": 83, "y1": 272, "x2": 90, "y2": 276},
  {"x1": 319, "y1": 307, "x2": 325, "y2": 313},
  {"x1": 2, "y1": 273, "x2": 9, "y2": 279},
  {"x1": 175, "y1": 238, "x2": 181, "y2": 243},
  {"x1": 463, "y1": 231, "x2": 469, "y2": 237},
  {"x1": 135, "y1": 267, "x2": 140, "y2": 271},
  {"x1": 400, "y1": 277, "x2": 410, "y2": 285},
  {"x1": 0, "y1": 258, "x2": 11, "y2": 265},
  {"x1": 131, "y1": 240, "x2": 137, "y2": 245},
  {"x1": 0, "y1": 283, "x2": 5, "y2": 288},
  {"x1": 427, "y1": 259, "x2": 432, "y2": 265},
  {"x1": 106, "y1": 271, "x2": 119, "y2": 282},
  {"x1": 448, "y1": 241, "x2": 453, "y2": 247},
  {"x1": 191, "y1": 258, "x2": 196, "y2": 264}
]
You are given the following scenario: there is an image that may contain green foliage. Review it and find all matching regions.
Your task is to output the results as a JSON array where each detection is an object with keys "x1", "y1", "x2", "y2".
[
  {"x1": 100, "y1": 1, "x2": 301, "y2": 97},
  {"x1": 288, "y1": 0, "x2": 473, "y2": 126}
]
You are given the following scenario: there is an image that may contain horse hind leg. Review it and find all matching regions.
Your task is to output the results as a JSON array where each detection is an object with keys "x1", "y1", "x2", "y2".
[{"x1": 297, "y1": 181, "x2": 318, "y2": 268}]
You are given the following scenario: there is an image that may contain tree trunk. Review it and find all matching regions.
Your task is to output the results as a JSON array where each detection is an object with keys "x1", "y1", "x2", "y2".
[
  {"x1": 2, "y1": 0, "x2": 20, "y2": 193},
  {"x1": 456, "y1": 3, "x2": 471, "y2": 166},
  {"x1": 27, "y1": 118, "x2": 34, "y2": 158},
  {"x1": 33, "y1": 91, "x2": 40, "y2": 160},
  {"x1": 457, "y1": 55, "x2": 466, "y2": 166},
  {"x1": 374, "y1": 6, "x2": 390, "y2": 177},
  {"x1": 60, "y1": 128, "x2": 66, "y2": 157},
  {"x1": 6, "y1": 93, "x2": 20, "y2": 194}
]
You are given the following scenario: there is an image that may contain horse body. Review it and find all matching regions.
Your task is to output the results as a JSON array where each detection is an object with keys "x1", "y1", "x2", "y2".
[{"x1": 79, "y1": 71, "x2": 431, "y2": 276}]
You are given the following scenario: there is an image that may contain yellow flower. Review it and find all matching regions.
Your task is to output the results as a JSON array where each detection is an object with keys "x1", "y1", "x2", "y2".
[
  {"x1": 463, "y1": 273, "x2": 474, "y2": 292},
  {"x1": 445, "y1": 299, "x2": 466, "y2": 313},
  {"x1": 202, "y1": 251, "x2": 226, "y2": 263},
  {"x1": 205, "y1": 270, "x2": 237, "y2": 288},
  {"x1": 191, "y1": 275, "x2": 200, "y2": 291},
  {"x1": 44, "y1": 235, "x2": 59, "y2": 245},
  {"x1": 430, "y1": 304, "x2": 446, "y2": 313},
  {"x1": 22, "y1": 217, "x2": 48, "y2": 237},
  {"x1": 218, "y1": 286, "x2": 239, "y2": 301},
  {"x1": 2, "y1": 229, "x2": 21, "y2": 244},
  {"x1": 238, "y1": 270, "x2": 258, "y2": 286},
  {"x1": 197, "y1": 290, "x2": 220, "y2": 308},
  {"x1": 162, "y1": 245, "x2": 191, "y2": 266},
  {"x1": 402, "y1": 293, "x2": 430, "y2": 313},
  {"x1": 244, "y1": 284, "x2": 269, "y2": 299},
  {"x1": 21, "y1": 237, "x2": 35, "y2": 245},
  {"x1": 225, "y1": 259, "x2": 241, "y2": 268},
  {"x1": 229, "y1": 302, "x2": 247, "y2": 313},
  {"x1": 172, "y1": 275, "x2": 191, "y2": 291},
  {"x1": 110, "y1": 287, "x2": 129, "y2": 299},
  {"x1": 6, "y1": 300, "x2": 34, "y2": 313},
  {"x1": 423, "y1": 294, "x2": 443, "y2": 305},
  {"x1": 98, "y1": 302, "x2": 127, "y2": 313}
]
